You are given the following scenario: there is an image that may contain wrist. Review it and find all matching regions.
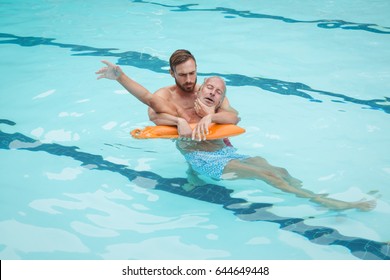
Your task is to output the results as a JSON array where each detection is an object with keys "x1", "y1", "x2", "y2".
[
  {"x1": 176, "y1": 117, "x2": 185, "y2": 125},
  {"x1": 114, "y1": 66, "x2": 124, "y2": 80}
]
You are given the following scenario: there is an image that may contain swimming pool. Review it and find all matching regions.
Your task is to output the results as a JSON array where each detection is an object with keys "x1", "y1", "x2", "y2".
[{"x1": 1, "y1": 0, "x2": 389, "y2": 260}]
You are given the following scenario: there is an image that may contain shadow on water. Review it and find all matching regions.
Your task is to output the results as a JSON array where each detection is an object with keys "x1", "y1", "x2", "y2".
[
  {"x1": 1, "y1": 119, "x2": 389, "y2": 260},
  {"x1": 0, "y1": 32, "x2": 389, "y2": 114}
]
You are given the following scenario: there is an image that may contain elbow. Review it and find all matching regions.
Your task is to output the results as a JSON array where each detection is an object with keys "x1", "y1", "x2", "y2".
[
  {"x1": 148, "y1": 108, "x2": 158, "y2": 124},
  {"x1": 230, "y1": 118, "x2": 239, "y2": 125},
  {"x1": 148, "y1": 114, "x2": 159, "y2": 125},
  {"x1": 151, "y1": 119, "x2": 163, "y2": 125},
  {"x1": 215, "y1": 109, "x2": 240, "y2": 125},
  {"x1": 227, "y1": 114, "x2": 240, "y2": 125}
]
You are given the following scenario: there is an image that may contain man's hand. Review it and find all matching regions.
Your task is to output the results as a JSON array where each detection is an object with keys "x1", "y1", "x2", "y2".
[
  {"x1": 96, "y1": 60, "x2": 123, "y2": 80},
  {"x1": 177, "y1": 118, "x2": 193, "y2": 139},
  {"x1": 192, "y1": 114, "x2": 212, "y2": 141},
  {"x1": 194, "y1": 98, "x2": 216, "y2": 118}
]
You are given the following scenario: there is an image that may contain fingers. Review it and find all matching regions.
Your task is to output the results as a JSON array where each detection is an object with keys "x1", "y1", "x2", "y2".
[
  {"x1": 191, "y1": 129, "x2": 198, "y2": 141},
  {"x1": 191, "y1": 123, "x2": 209, "y2": 141},
  {"x1": 95, "y1": 67, "x2": 105, "y2": 74},
  {"x1": 193, "y1": 115, "x2": 212, "y2": 141},
  {"x1": 194, "y1": 98, "x2": 206, "y2": 117},
  {"x1": 194, "y1": 98, "x2": 201, "y2": 109},
  {"x1": 96, "y1": 61, "x2": 114, "y2": 77},
  {"x1": 95, "y1": 67, "x2": 107, "y2": 79},
  {"x1": 194, "y1": 99, "x2": 200, "y2": 113},
  {"x1": 203, "y1": 122, "x2": 209, "y2": 136},
  {"x1": 101, "y1": 60, "x2": 115, "y2": 67}
]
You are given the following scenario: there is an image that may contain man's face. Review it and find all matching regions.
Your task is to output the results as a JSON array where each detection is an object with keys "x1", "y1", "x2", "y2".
[
  {"x1": 172, "y1": 59, "x2": 197, "y2": 92},
  {"x1": 198, "y1": 77, "x2": 225, "y2": 107}
]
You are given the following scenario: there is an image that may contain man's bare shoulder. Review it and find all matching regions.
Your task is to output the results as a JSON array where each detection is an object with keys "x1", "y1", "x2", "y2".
[{"x1": 154, "y1": 85, "x2": 176, "y2": 99}]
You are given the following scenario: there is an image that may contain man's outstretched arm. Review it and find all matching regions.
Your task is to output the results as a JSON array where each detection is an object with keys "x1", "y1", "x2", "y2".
[{"x1": 96, "y1": 60, "x2": 177, "y2": 115}]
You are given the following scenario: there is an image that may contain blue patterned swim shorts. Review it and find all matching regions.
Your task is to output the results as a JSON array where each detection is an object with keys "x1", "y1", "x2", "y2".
[{"x1": 183, "y1": 146, "x2": 249, "y2": 180}]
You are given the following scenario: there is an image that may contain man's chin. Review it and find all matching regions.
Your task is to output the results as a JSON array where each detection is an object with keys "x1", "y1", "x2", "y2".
[
  {"x1": 184, "y1": 85, "x2": 195, "y2": 92},
  {"x1": 201, "y1": 98, "x2": 215, "y2": 107}
]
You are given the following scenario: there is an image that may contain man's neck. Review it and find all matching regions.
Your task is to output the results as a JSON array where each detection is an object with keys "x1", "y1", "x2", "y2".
[{"x1": 172, "y1": 86, "x2": 196, "y2": 99}]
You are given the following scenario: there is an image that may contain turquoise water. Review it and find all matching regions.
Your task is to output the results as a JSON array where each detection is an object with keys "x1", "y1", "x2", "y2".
[{"x1": 1, "y1": 0, "x2": 390, "y2": 260}]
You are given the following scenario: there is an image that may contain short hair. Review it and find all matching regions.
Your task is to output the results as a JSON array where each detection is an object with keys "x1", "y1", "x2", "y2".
[
  {"x1": 202, "y1": 76, "x2": 226, "y2": 95},
  {"x1": 169, "y1": 49, "x2": 196, "y2": 72}
]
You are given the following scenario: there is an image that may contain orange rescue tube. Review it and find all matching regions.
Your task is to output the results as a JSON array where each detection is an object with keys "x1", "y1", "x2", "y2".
[{"x1": 131, "y1": 123, "x2": 245, "y2": 140}]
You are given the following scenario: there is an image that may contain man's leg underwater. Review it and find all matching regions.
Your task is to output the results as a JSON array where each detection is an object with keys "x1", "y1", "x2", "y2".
[
  {"x1": 222, "y1": 158, "x2": 376, "y2": 211},
  {"x1": 240, "y1": 156, "x2": 303, "y2": 188}
]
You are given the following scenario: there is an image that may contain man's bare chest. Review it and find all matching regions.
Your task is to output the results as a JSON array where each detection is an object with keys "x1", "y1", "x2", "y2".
[
  {"x1": 171, "y1": 94, "x2": 195, "y2": 109},
  {"x1": 170, "y1": 94, "x2": 200, "y2": 122}
]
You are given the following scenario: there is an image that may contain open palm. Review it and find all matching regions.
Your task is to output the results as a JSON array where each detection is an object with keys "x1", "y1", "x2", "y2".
[{"x1": 95, "y1": 60, "x2": 122, "y2": 80}]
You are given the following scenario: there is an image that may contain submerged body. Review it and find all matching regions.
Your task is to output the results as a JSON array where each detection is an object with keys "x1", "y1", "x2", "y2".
[
  {"x1": 177, "y1": 139, "x2": 249, "y2": 180},
  {"x1": 177, "y1": 138, "x2": 375, "y2": 211}
]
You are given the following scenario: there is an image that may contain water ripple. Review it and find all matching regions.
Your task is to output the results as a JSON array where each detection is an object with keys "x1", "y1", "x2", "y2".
[
  {"x1": 132, "y1": 0, "x2": 390, "y2": 34},
  {"x1": 1, "y1": 32, "x2": 389, "y2": 114}
]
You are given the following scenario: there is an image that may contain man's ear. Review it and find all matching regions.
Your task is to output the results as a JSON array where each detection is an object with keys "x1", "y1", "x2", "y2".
[{"x1": 169, "y1": 69, "x2": 175, "y2": 78}]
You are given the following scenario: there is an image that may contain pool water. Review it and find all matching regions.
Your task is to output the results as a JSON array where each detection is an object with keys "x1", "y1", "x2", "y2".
[{"x1": 1, "y1": 0, "x2": 390, "y2": 260}]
